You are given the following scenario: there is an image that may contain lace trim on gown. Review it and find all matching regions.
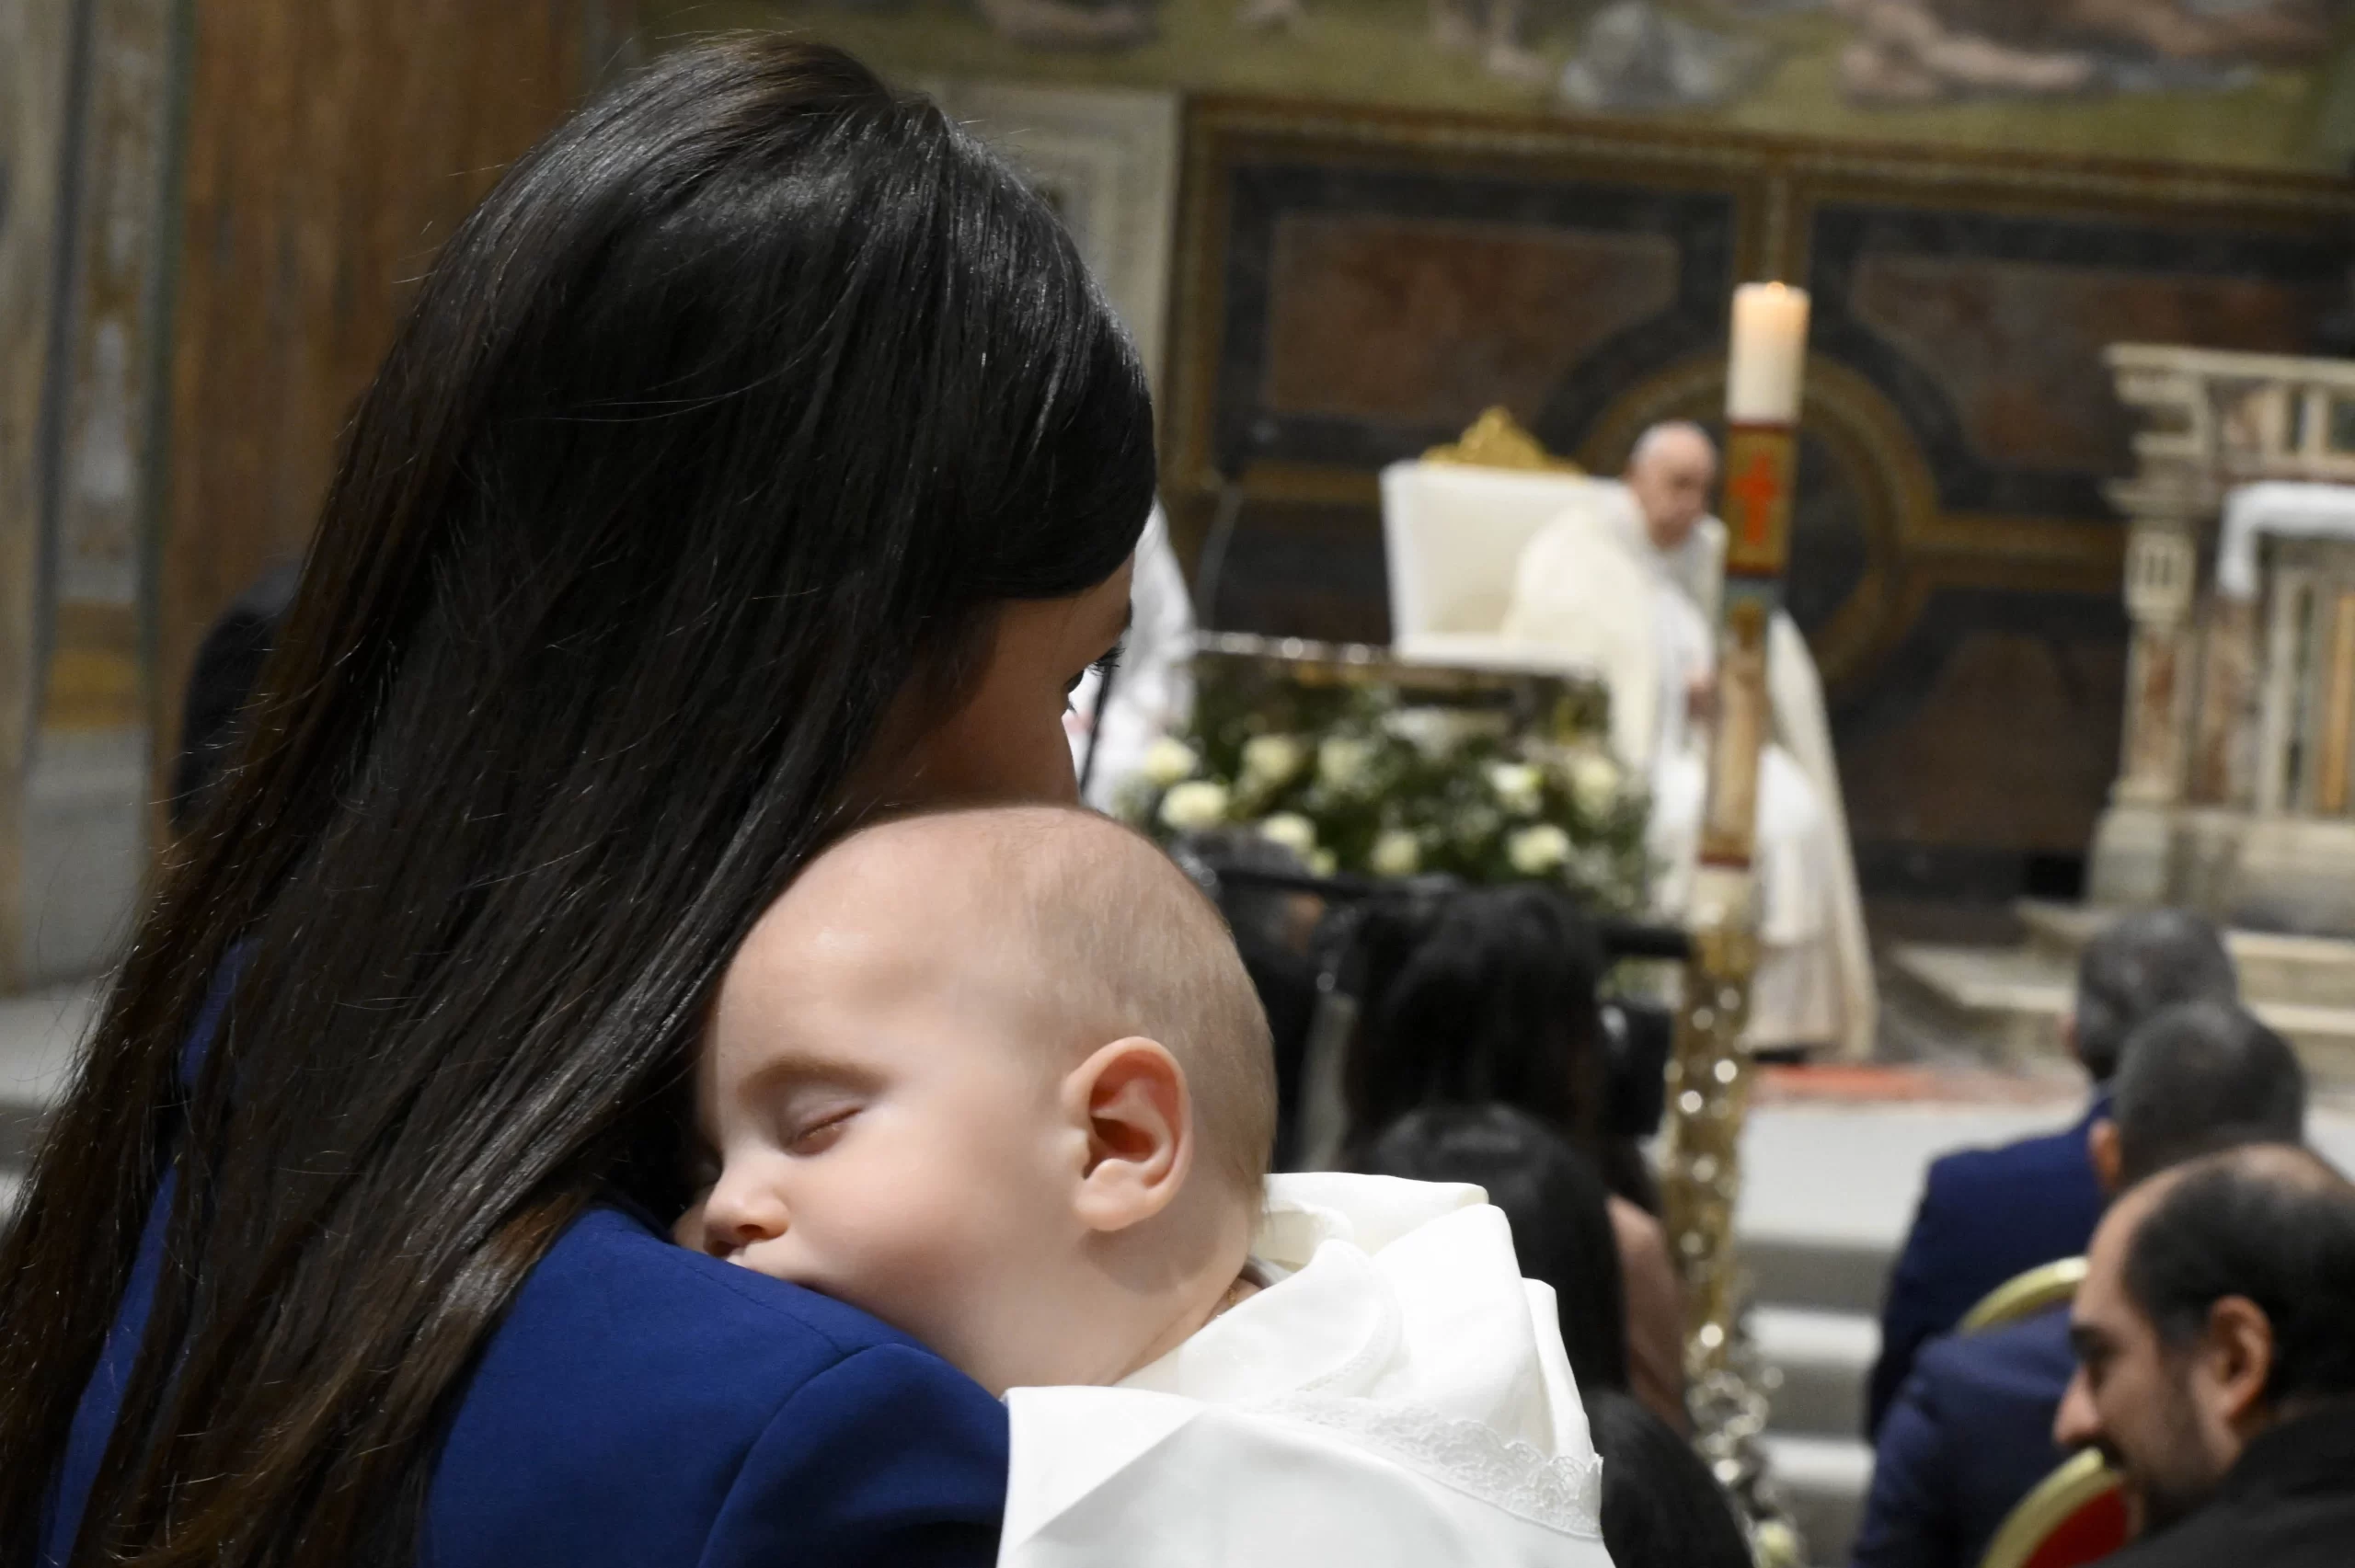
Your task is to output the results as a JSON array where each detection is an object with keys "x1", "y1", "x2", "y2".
[{"x1": 1254, "y1": 1392, "x2": 1604, "y2": 1539}]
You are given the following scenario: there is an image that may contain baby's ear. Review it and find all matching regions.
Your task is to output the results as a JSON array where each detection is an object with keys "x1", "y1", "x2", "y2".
[{"x1": 1065, "y1": 1036, "x2": 1192, "y2": 1232}]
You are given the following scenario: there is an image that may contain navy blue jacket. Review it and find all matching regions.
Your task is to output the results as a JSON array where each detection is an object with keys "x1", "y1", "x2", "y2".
[
  {"x1": 1865, "y1": 1101, "x2": 2106, "y2": 1436},
  {"x1": 1848, "y1": 1307, "x2": 2075, "y2": 1568},
  {"x1": 42, "y1": 967, "x2": 1008, "y2": 1566},
  {"x1": 45, "y1": 1196, "x2": 1008, "y2": 1568}
]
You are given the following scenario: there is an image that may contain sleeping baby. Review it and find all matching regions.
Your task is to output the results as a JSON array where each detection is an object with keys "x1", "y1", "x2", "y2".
[{"x1": 676, "y1": 805, "x2": 1614, "y2": 1567}]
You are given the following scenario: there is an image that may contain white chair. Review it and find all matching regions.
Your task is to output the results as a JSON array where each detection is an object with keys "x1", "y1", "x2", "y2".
[
  {"x1": 1379, "y1": 459, "x2": 1660, "y2": 770},
  {"x1": 1380, "y1": 462, "x2": 1612, "y2": 647}
]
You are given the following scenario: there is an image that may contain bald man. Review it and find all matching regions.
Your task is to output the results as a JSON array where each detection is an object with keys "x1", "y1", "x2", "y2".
[
  {"x1": 1502, "y1": 421, "x2": 1876, "y2": 1058},
  {"x1": 2055, "y1": 1143, "x2": 2355, "y2": 1566}
]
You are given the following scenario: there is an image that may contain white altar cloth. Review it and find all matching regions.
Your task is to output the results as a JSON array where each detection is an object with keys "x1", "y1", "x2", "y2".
[
  {"x1": 1000, "y1": 1173, "x2": 1612, "y2": 1568},
  {"x1": 2218, "y1": 481, "x2": 2355, "y2": 600}
]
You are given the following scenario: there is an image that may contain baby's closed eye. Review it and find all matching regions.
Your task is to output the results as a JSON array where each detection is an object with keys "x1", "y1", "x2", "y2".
[{"x1": 786, "y1": 1103, "x2": 860, "y2": 1154}]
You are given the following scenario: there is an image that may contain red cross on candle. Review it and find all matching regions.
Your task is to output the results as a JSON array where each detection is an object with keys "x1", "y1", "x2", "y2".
[{"x1": 1727, "y1": 448, "x2": 1781, "y2": 551}]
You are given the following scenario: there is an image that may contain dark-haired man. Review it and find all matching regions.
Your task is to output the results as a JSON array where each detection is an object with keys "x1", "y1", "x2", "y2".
[
  {"x1": 1850, "y1": 1000, "x2": 2304, "y2": 1568},
  {"x1": 1867, "y1": 909, "x2": 2238, "y2": 1434},
  {"x1": 2056, "y1": 1141, "x2": 2355, "y2": 1565}
]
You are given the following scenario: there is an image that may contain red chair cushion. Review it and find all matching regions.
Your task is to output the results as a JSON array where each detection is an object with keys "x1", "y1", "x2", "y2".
[{"x1": 2021, "y1": 1486, "x2": 2131, "y2": 1568}]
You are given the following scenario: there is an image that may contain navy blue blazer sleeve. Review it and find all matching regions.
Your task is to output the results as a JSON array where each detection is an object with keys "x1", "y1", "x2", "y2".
[
  {"x1": 423, "y1": 1206, "x2": 1007, "y2": 1568},
  {"x1": 1854, "y1": 1312, "x2": 2077, "y2": 1568},
  {"x1": 1849, "y1": 1363, "x2": 1963, "y2": 1568},
  {"x1": 704, "y1": 1343, "x2": 1008, "y2": 1568},
  {"x1": 1868, "y1": 1158, "x2": 1969, "y2": 1436}
]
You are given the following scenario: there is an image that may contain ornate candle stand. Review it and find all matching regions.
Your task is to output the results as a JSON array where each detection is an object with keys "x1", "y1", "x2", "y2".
[{"x1": 1659, "y1": 285, "x2": 1812, "y2": 1567}]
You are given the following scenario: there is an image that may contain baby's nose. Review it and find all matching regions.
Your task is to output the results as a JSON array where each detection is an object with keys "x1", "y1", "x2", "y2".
[{"x1": 697, "y1": 1183, "x2": 789, "y2": 1256}]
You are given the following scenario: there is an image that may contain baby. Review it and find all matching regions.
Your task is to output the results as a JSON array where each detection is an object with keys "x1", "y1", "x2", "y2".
[{"x1": 678, "y1": 805, "x2": 1614, "y2": 1567}]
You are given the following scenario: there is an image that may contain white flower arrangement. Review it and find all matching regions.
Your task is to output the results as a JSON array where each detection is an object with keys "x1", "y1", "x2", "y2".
[
  {"x1": 1370, "y1": 829, "x2": 1423, "y2": 878},
  {"x1": 1317, "y1": 736, "x2": 1376, "y2": 793},
  {"x1": 1238, "y1": 733, "x2": 1306, "y2": 792},
  {"x1": 1257, "y1": 812, "x2": 1318, "y2": 859},
  {"x1": 1157, "y1": 779, "x2": 1231, "y2": 832},
  {"x1": 1141, "y1": 737, "x2": 1200, "y2": 788},
  {"x1": 1566, "y1": 750, "x2": 1624, "y2": 818},
  {"x1": 1506, "y1": 823, "x2": 1573, "y2": 876},
  {"x1": 1120, "y1": 663, "x2": 1651, "y2": 912},
  {"x1": 1486, "y1": 761, "x2": 1544, "y2": 818}
]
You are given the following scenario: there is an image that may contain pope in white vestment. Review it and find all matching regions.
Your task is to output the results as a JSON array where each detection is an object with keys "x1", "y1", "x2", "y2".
[
  {"x1": 1000, "y1": 1173, "x2": 1613, "y2": 1568},
  {"x1": 1501, "y1": 423, "x2": 1877, "y2": 1059}
]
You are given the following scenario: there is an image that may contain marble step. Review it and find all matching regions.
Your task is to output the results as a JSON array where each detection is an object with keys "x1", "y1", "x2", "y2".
[
  {"x1": 1762, "y1": 1432, "x2": 1873, "y2": 1568},
  {"x1": 1745, "y1": 1232, "x2": 1893, "y2": 1320},
  {"x1": 1752, "y1": 1305, "x2": 1877, "y2": 1440},
  {"x1": 1887, "y1": 939, "x2": 2355, "y2": 1082},
  {"x1": 2018, "y1": 898, "x2": 2355, "y2": 1010}
]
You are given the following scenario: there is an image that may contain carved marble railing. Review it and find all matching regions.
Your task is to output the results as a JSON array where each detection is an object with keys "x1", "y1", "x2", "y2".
[{"x1": 2095, "y1": 346, "x2": 2355, "y2": 929}]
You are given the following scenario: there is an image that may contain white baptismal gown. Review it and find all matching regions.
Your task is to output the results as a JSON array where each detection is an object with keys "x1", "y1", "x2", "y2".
[{"x1": 997, "y1": 1173, "x2": 1614, "y2": 1568}]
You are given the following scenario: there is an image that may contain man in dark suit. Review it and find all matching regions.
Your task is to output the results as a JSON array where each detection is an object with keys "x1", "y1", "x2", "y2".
[
  {"x1": 2056, "y1": 1142, "x2": 2355, "y2": 1568},
  {"x1": 1866, "y1": 910, "x2": 2239, "y2": 1436},
  {"x1": 1849, "y1": 1000, "x2": 2305, "y2": 1568}
]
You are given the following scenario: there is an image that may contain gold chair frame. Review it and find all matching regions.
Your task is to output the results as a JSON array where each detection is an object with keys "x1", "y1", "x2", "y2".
[
  {"x1": 1959, "y1": 1257, "x2": 2089, "y2": 1335},
  {"x1": 1977, "y1": 1448, "x2": 2125, "y2": 1568}
]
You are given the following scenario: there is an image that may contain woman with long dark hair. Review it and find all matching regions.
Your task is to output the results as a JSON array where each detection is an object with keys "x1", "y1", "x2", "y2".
[
  {"x1": 1, "y1": 38, "x2": 1151, "y2": 1568},
  {"x1": 1345, "y1": 885, "x2": 1691, "y2": 1431}
]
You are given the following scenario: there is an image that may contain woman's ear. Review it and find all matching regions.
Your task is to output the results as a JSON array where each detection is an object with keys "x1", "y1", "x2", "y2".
[{"x1": 1063, "y1": 1036, "x2": 1192, "y2": 1233}]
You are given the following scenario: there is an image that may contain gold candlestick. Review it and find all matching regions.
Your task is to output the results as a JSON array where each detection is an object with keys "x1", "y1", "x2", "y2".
[{"x1": 1660, "y1": 282, "x2": 1810, "y2": 1567}]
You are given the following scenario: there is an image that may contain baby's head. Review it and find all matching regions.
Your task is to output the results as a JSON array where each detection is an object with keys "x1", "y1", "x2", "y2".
[{"x1": 677, "y1": 805, "x2": 1275, "y2": 1394}]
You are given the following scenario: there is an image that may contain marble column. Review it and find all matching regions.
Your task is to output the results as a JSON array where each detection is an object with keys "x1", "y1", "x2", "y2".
[
  {"x1": 2118, "y1": 519, "x2": 2200, "y2": 805},
  {"x1": 2091, "y1": 510, "x2": 2199, "y2": 905},
  {"x1": 23, "y1": 0, "x2": 184, "y2": 986},
  {"x1": 2189, "y1": 595, "x2": 2257, "y2": 808},
  {"x1": 0, "y1": 0, "x2": 75, "y2": 991}
]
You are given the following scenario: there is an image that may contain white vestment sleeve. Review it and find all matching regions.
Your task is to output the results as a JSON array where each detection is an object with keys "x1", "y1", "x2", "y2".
[
  {"x1": 1766, "y1": 611, "x2": 1878, "y2": 1059},
  {"x1": 1499, "y1": 503, "x2": 1662, "y2": 773}
]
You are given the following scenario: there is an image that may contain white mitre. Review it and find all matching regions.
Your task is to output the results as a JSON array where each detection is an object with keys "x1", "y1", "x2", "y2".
[{"x1": 999, "y1": 1173, "x2": 1614, "y2": 1568}]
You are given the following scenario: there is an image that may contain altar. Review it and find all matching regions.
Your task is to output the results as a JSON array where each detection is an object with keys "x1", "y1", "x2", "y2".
[
  {"x1": 1890, "y1": 346, "x2": 2355, "y2": 1087},
  {"x1": 2093, "y1": 345, "x2": 2355, "y2": 936}
]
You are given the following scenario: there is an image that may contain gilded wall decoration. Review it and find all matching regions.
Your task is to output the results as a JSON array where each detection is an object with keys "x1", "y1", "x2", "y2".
[{"x1": 649, "y1": 0, "x2": 2355, "y2": 175}]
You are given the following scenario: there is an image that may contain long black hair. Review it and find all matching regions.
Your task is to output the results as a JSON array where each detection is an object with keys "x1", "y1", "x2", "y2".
[
  {"x1": 0, "y1": 38, "x2": 1152, "y2": 1568},
  {"x1": 1587, "y1": 1389, "x2": 1752, "y2": 1568},
  {"x1": 1341, "y1": 884, "x2": 1659, "y2": 1209}
]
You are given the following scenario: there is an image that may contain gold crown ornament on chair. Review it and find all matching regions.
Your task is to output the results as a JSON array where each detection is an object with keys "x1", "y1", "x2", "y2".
[{"x1": 1421, "y1": 407, "x2": 1583, "y2": 474}]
